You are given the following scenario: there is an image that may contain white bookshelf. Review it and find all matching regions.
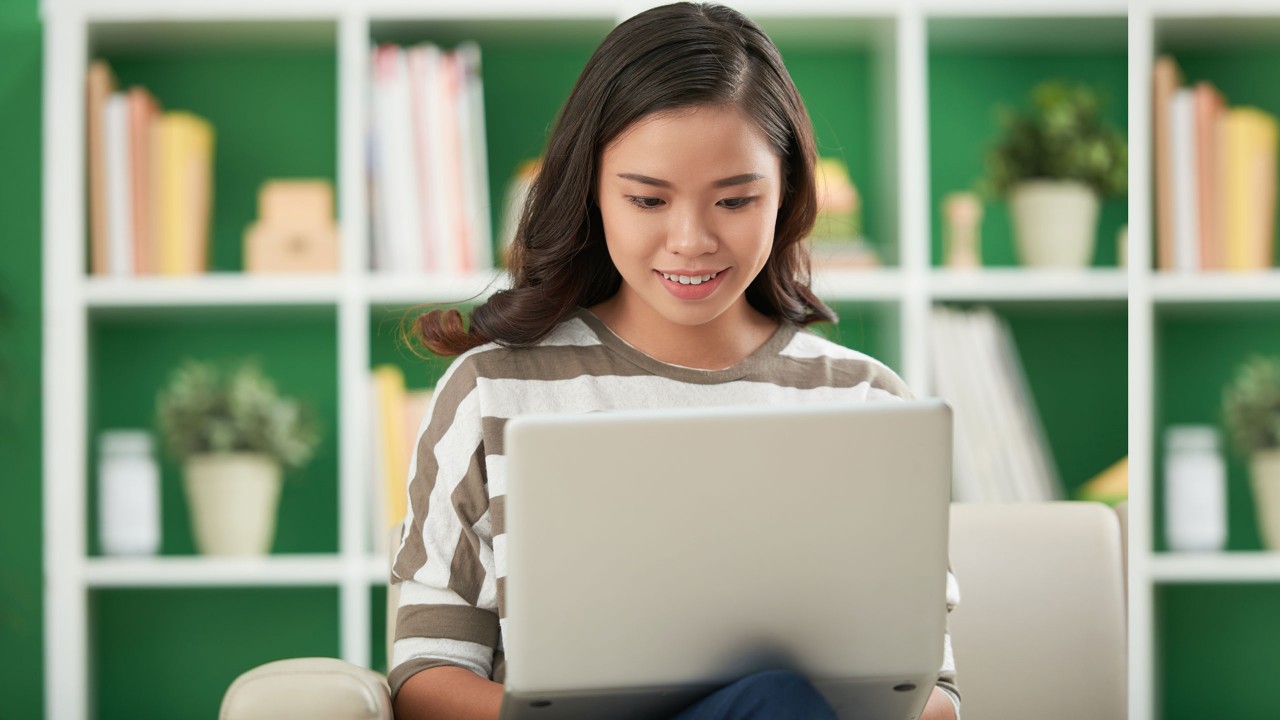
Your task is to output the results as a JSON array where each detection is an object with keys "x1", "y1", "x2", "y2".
[
  {"x1": 82, "y1": 555, "x2": 351, "y2": 587},
  {"x1": 42, "y1": 1, "x2": 1130, "y2": 718},
  {"x1": 1131, "y1": 3, "x2": 1280, "y2": 719},
  {"x1": 929, "y1": 268, "x2": 1128, "y2": 302},
  {"x1": 1149, "y1": 553, "x2": 1280, "y2": 583}
]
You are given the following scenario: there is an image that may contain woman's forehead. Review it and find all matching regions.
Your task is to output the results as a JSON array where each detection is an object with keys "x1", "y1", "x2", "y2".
[{"x1": 600, "y1": 105, "x2": 781, "y2": 180}]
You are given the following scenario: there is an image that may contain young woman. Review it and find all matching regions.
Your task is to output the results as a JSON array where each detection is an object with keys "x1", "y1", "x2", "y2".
[{"x1": 390, "y1": 4, "x2": 959, "y2": 719}]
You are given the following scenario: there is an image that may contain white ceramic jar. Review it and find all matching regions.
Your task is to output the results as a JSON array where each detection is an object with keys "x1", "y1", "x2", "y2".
[
  {"x1": 98, "y1": 429, "x2": 161, "y2": 555},
  {"x1": 1164, "y1": 425, "x2": 1227, "y2": 552}
]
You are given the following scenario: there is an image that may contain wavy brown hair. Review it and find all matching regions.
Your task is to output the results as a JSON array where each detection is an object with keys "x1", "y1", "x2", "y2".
[{"x1": 415, "y1": 1, "x2": 835, "y2": 357}]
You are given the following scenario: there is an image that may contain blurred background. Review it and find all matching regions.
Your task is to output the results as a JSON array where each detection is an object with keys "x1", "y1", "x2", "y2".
[{"x1": 3, "y1": 0, "x2": 1278, "y2": 718}]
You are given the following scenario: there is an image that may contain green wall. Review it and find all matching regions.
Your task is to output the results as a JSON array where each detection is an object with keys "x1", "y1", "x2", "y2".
[{"x1": 0, "y1": 0, "x2": 44, "y2": 718}]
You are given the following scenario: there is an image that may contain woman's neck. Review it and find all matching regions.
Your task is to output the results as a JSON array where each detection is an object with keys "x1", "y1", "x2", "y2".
[{"x1": 587, "y1": 295, "x2": 779, "y2": 371}]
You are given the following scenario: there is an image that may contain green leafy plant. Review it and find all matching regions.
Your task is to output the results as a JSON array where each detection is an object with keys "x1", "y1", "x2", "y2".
[
  {"x1": 1223, "y1": 355, "x2": 1280, "y2": 457},
  {"x1": 156, "y1": 358, "x2": 320, "y2": 470},
  {"x1": 979, "y1": 79, "x2": 1128, "y2": 200}
]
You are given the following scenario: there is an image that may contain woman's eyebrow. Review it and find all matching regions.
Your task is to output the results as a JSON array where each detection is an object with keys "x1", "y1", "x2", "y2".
[{"x1": 616, "y1": 172, "x2": 766, "y2": 188}]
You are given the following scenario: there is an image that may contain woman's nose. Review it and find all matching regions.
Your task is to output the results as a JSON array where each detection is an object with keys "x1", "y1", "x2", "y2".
[{"x1": 665, "y1": 206, "x2": 718, "y2": 256}]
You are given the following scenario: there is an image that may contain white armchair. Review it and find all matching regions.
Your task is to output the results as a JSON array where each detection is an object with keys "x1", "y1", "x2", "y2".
[{"x1": 220, "y1": 502, "x2": 1127, "y2": 720}]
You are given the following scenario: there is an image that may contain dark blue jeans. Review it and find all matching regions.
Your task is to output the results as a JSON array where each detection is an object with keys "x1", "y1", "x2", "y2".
[{"x1": 671, "y1": 670, "x2": 838, "y2": 720}]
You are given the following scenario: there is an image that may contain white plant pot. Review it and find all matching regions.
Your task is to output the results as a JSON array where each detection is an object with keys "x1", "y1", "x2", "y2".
[
  {"x1": 1251, "y1": 449, "x2": 1280, "y2": 551},
  {"x1": 1008, "y1": 179, "x2": 1100, "y2": 268},
  {"x1": 183, "y1": 453, "x2": 283, "y2": 555}
]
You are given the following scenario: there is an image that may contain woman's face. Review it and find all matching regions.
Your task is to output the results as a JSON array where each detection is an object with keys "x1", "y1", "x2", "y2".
[{"x1": 596, "y1": 104, "x2": 784, "y2": 333}]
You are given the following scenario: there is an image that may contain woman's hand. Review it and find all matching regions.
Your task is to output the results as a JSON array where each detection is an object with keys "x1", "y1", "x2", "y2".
[{"x1": 920, "y1": 685, "x2": 958, "y2": 720}]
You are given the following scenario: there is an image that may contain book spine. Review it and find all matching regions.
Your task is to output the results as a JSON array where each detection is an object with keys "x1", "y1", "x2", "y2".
[
  {"x1": 1153, "y1": 55, "x2": 1183, "y2": 272},
  {"x1": 87, "y1": 60, "x2": 117, "y2": 276},
  {"x1": 104, "y1": 93, "x2": 134, "y2": 277},
  {"x1": 1170, "y1": 89, "x2": 1199, "y2": 273}
]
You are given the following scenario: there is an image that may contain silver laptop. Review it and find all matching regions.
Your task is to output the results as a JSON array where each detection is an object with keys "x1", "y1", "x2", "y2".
[{"x1": 500, "y1": 399, "x2": 953, "y2": 720}]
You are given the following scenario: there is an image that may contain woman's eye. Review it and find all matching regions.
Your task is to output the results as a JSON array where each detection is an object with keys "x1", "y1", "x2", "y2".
[
  {"x1": 626, "y1": 196, "x2": 665, "y2": 210},
  {"x1": 718, "y1": 197, "x2": 755, "y2": 210}
]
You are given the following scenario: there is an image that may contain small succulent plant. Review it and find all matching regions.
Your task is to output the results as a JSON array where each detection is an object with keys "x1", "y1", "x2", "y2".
[
  {"x1": 980, "y1": 79, "x2": 1128, "y2": 200},
  {"x1": 1223, "y1": 355, "x2": 1280, "y2": 457},
  {"x1": 156, "y1": 358, "x2": 319, "y2": 470}
]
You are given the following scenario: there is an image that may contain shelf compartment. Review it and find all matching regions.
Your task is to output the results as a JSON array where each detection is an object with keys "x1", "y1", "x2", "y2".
[
  {"x1": 1153, "y1": 308, "x2": 1280, "y2": 552},
  {"x1": 88, "y1": 314, "x2": 341, "y2": 557},
  {"x1": 367, "y1": 17, "x2": 614, "y2": 271},
  {"x1": 88, "y1": 20, "x2": 339, "y2": 276},
  {"x1": 84, "y1": 554, "x2": 348, "y2": 587},
  {"x1": 932, "y1": 301, "x2": 1126, "y2": 498},
  {"x1": 92, "y1": 586, "x2": 340, "y2": 718},
  {"x1": 763, "y1": 15, "x2": 901, "y2": 266},
  {"x1": 927, "y1": 15, "x2": 1127, "y2": 270},
  {"x1": 1156, "y1": 583, "x2": 1280, "y2": 719}
]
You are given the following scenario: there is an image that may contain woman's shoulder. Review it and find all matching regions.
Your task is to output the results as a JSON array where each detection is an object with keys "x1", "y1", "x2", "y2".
[
  {"x1": 436, "y1": 311, "x2": 609, "y2": 384},
  {"x1": 778, "y1": 327, "x2": 914, "y2": 399}
]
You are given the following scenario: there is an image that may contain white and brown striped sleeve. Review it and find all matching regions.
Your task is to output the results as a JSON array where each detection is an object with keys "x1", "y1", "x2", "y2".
[{"x1": 388, "y1": 351, "x2": 500, "y2": 699}]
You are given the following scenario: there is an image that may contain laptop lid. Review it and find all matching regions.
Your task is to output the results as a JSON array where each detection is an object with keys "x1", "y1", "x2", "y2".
[{"x1": 501, "y1": 398, "x2": 952, "y2": 720}]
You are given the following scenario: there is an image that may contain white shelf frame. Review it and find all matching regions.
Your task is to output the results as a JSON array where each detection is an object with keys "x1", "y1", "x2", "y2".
[
  {"x1": 43, "y1": 2, "x2": 1132, "y2": 719},
  {"x1": 1149, "y1": 553, "x2": 1280, "y2": 583},
  {"x1": 83, "y1": 555, "x2": 350, "y2": 587},
  {"x1": 1131, "y1": 4, "x2": 1280, "y2": 719}
]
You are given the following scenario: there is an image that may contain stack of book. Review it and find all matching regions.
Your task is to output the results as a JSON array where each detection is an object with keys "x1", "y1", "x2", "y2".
[
  {"x1": 368, "y1": 364, "x2": 435, "y2": 552},
  {"x1": 86, "y1": 60, "x2": 215, "y2": 277},
  {"x1": 1154, "y1": 55, "x2": 1278, "y2": 272},
  {"x1": 369, "y1": 42, "x2": 492, "y2": 276},
  {"x1": 930, "y1": 305, "x2": 1062, "y2": 502}
]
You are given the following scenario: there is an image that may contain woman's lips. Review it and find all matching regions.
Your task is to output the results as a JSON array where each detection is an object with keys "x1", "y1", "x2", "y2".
[{"x1": 655, "y1": 268, "x2": 726, "y2": 300}]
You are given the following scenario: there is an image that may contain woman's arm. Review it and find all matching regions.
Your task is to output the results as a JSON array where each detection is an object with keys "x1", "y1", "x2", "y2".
[
  {"x1": 393, "y1": 666, "x2": 504, "y2": 720},
  {"x1": 921, "y1": 686, "x2": 958, "y2": 720}
]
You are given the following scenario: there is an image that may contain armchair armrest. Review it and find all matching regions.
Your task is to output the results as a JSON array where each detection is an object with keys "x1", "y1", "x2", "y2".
[{"x1": 220, "y1": 657, "x2": 392, "y2": 720}]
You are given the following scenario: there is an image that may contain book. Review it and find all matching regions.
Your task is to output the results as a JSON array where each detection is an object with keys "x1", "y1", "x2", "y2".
[
  {"x1": 153, "y1": 111, "x2": 214, "y2": 275},
  {"x1": 104, "y1": 92, "x2": 134, "y2": 277},
  {"x1": 407, "y1": 43, "x2": 440, "y2": 273},
  {"x1": 1077, "y1": 457, "x2": 1128, "y2": 506},
  {"x1": 437, "y1": 50, "x2": 467, "y2": 275},
  {"x1": 458, "y1": 41, "x2": 493, "y2": 272},
  {"x1": 370, "y1": 41, "x2": 492, "y2": 276},
  {"x1": 371, "y1": 365, "x2": 409, "y2": 545},
  {"x1": 372, "y1": 44, "x2": 422, "y2": 273},
  {"x1": 929, "y1": 305, "x2": 1061, "y2": 502},
  {"x1": 369, "y1": 364, "x2": 436, "y2": 552},
  {"x1": 127, "y1": 86, "x2": 161, "y2": 275},
  {"x1": 1223, "y1": 108, "x2": 1278, "y2": 271},
  {"x1": 1193, "y1": 82, "x2": 1225, "y2": 271},
  {"x1": 1153, "y1": 54, "x2": 1183, "y2": 272},
  {"x1": 86, "y1": 60, "x2": 117, "y2": 276},
  {"x1": 1169, "y1": 88, "x2": 1199, "y2": 272}
]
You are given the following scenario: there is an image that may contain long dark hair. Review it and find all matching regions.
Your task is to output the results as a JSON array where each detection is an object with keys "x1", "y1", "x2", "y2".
[{"x1": 416, "y1": 1, "x2": 835, "y2": 356}]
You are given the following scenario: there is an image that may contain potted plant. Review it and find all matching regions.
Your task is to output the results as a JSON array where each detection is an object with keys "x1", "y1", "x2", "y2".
[
  {"x1": 156, "y1": 358, "x2": 319, "y2": 555},
  {"x1": 979, "y1": 79, "x2": 1127, "y2": 268},
  {"x1": 1223, "y1": 355, "x2": 1280, "y2": 550}
]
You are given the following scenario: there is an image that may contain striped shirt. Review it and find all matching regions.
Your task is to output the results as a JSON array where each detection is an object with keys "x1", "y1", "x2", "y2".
[{"x1": 389, "y1": 308, "x2": 962, "y2": 712}]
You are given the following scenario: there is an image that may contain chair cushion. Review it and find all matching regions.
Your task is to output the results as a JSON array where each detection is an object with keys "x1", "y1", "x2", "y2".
[{"x1": 220, "y1": 657, "x2": 392, "y2": 720}]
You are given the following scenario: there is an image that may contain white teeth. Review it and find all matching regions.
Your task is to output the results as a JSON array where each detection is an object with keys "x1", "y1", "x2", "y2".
[{"x1": 662, "y1": 272, "x2": 718, "y2": 284}]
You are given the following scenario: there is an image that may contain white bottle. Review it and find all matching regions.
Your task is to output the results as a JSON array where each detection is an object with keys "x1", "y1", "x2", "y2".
[
  {"x1": 98, "y1": 429, "x2": 161, "y2": 555},
  {"x1": 1164, "y1": 425, "x2": 1227, "y2": 552}
]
